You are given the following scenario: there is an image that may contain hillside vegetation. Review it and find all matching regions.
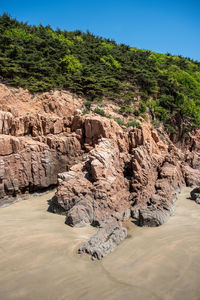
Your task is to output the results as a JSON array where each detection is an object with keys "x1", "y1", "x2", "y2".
[{"x1": 0, "y1": 14, "x2": 200, "y2": 133}]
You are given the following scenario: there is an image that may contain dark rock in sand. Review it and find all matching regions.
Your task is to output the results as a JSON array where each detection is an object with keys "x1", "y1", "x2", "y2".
[
  {"x1": 190, "y1": 187, "x2": 200, "y2": 204},
  {"x1": 78, "y1": 218, "x2": 127, "y2": 260},
  {"x1": 137, "y1": 205, "x2": 174, "y2": 227}
]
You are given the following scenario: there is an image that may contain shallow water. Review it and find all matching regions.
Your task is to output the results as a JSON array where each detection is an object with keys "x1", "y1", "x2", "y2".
[{"x1": 0, "y1": 187, "x2": 200, "y2": 300}]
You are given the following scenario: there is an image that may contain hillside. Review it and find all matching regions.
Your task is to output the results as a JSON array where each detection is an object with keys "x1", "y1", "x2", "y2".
[{"x1": 0, "y1": 13, "x2": 200, "y2": 134}]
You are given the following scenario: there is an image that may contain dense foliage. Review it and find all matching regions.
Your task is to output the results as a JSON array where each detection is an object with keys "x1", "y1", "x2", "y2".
[{"x1": 0, "y1": 14, "x2": 200, "y2": 131}]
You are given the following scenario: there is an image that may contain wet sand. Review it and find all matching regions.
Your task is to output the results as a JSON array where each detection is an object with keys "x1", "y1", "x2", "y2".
[{"x1": 0, "y1": 188, "x2": 200, "y2": 300}]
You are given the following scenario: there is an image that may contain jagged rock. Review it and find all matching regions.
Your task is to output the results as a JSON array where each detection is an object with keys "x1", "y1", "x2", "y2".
[
  {"x1": 184, "y1": 129, "x2": 200, "y2": 171},
  {"x1": 131, "y1": 138, "x2": 200, "y2": 226},
  {"x1": 72, "y1": 114, "x2": 129, "y2": 151},
  {"x1": 0, "y1": 135, "x2": 81, "y2": 201},
  {"x1": 0, "y1": 84, "x2": 84, "y2": 202},
  {"x1": 50, "y1": 138, "x2": 130, "y2": 225},
  {"x1": 182, "y1": 165, "x2": 200, "y2": 186},
  {"x1": 51, "y1": 118, "x2": 200, "y2": 234},
  {"x1": 0, "y1": 83, "x2": 83, "y2": 119},
  {"x1": 130, "y1": 124, "x2": 185, "y2": 225},
  {"x1": 190, "y1": 187, "x2": 200, "y2": 204},
  {"x1": 78, "y1": 218, "x2": 127, "y2": 260},
  {"x1": 1, "y1": 82, "x2": 200, "y2": 244},
  {"x1": 0, "y1": 111, "x2": 13, "y2": 134},
  {"x1": 137, "y1": 201, "x2": 175, "y2": 227}
]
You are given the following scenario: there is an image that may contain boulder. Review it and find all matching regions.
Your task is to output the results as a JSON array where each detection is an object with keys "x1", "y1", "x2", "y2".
[
  {"x1": 182, "y1": 165, "x2": 200, "y2": 186},
  {"x1": 190, "y1": 187, "x2": 200, "y2": 204},
  {"x1": 78, "y1": 218, "x2": 127, "y2": 260}
]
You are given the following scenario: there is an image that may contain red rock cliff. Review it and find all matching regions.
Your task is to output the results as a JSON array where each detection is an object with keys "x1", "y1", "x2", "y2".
[{"x1": 0, "y1": 83, "x2": 200, "y2": 228}]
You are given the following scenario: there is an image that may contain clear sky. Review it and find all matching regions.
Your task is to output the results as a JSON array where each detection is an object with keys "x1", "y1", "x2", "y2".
[{"x1": 1, "y1": 0, "x2": 200, "y2": 61}]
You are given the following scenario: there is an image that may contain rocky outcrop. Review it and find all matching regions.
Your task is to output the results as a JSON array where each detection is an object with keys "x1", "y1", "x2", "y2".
[
  {"x1": 0, "y1": 134, "x2": 82, "y2": 204},
  {"x1": 184, "y1": 129, "x2": 200, "y2": 170},
  {"x1": 0, "y1": 110, "x2": 71, "y2": 137},
  {"x1": 0, "y1": 111, "x2": 13, "y2": 134},
  {"x1": 0, "y1": 84, "x2": 83, "y2": 203},
  {"x1": 0, "y1": 83, "x2": 83, "y2": 118},
  {"x1": 190, "y1": 187, "x2": 200, "y2": 204},
  {"x1": 49, "y1": 113, "x2": 200, "y2": 257},
  {"x1": 50, "y1": 138, "x2": 130, "y2": 226},
  {"x1": 50, "y1": 117, "x2": 200, "y2": 257},
  {"x1": 78, "y1": 218, "x2": 127, "y2": 260},
  {"x1": 129, "y1": 124, "x2": 185, "y2": 226},
  {"x1": 72, "y1": 114, "x2": 129, "y2": 151},
  {"x1": 1, "y1": 83, "x2": 200, "y2": 258},
  {"x1": 181, "y1": 165, "x2": 200, "y2": 187}
]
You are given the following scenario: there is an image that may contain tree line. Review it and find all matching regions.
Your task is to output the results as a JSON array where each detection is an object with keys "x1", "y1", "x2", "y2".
[{"x1": 0, "y1": 13, "x2": 199, "y2": 132}]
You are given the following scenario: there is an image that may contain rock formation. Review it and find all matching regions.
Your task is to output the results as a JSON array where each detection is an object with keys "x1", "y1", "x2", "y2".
[
  {"x1": 50, "y1": 138, "x2": 130, "y2": 226},
  {"x1": 190, "y1": 187, "x2": 200, "y2": 204},
  {"x1": 129, "y1": 125, "x2": 186, "y2": 226},
  {"x1": 50, "y1": 113, "x2": 199, "y2": 258},
  {"x1": 0, "y1": 84, "x2": 83, "y2": 204},
  {"x1": 0, "y1": 83, "x2": 200, "y2": 259},
  {"x1": 78, "y1": 218, "x2": 127, "y2": 260}
]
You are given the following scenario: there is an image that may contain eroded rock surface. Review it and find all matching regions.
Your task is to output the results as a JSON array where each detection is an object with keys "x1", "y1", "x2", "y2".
[
  {"x1": 0, "y1": 135, "x2": 82, "y2": 202},
  {"x1": 0, "y1": 84, "x2": 83, "y2": 203},
  {"x1": 129, "y1": 124, "x2": 187, "y2": 226},
  {"x1": 78, "y1": 218, "x2": 127, "y2": 260},
  {"x1": 50, "y1": 138, "x2": 130, "y2": 226},
  {"x1": 50, "y1": 115, "x2": 200, "y2": 257},
  {"x1": 1, "y1": 83, "x2": 200, "y2": 258}
]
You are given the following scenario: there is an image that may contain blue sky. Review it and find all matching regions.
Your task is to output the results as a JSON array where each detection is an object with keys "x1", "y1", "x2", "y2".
[{"x1": 1, "y1": 0, "x2": 200, "y2": 61}]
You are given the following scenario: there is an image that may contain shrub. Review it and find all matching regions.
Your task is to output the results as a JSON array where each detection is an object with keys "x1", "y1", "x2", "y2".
[
  {"x1": 93, "y1": 107, "x2": 105, "y2": 116},
  {"x1": 119, "y1": 104, "x2": 133, "y2": 114},
  {"x1": 134, "y1": 110, "x2": 140, "y2": 116},
  {"x1": 139, "y1": 102, "x2": 147, "y2": 113},
  {"x1": 60, "y1": 54, "x2": 82, "y2": 74},
  {"x1": 126, "y1": 121, "x2": 141, "y2": 129},
  {"x1": 84, "y1": 100, "x2": 92, "y2": 109},
  {"x1": 82, "y1": 109, "x2": 88, "y2": 115},
  {"x1": 113, "y1": 117, "x2": 125, "y2": 126},
  {"x1": 154, "y1": 106, "x2": 170, "y2": 121}
]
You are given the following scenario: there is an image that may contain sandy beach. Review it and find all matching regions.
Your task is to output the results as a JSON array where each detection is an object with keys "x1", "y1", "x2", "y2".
[{"x1": 0, "y1": 187, "x2": 200, "y2": 300}]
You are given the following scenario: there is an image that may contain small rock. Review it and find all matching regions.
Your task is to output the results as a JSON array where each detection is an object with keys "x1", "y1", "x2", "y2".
[
  {"x1": 190, "y1": 187, "x2": 200, "y2": 204},
  {"x1": 78, "y1": 218, "x2": 127, "y2": 260}
]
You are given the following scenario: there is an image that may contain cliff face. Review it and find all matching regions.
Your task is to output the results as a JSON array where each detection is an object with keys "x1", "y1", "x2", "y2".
[
  {"x1": 0, "y1": 83, "x2": 200, "y2": 258},
  {"x1": 51, "y1": 117, "x2": 200, "y2": 226},
  {"x1": 0, "y1": 84, "x2": 83, "y2": 204}
]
